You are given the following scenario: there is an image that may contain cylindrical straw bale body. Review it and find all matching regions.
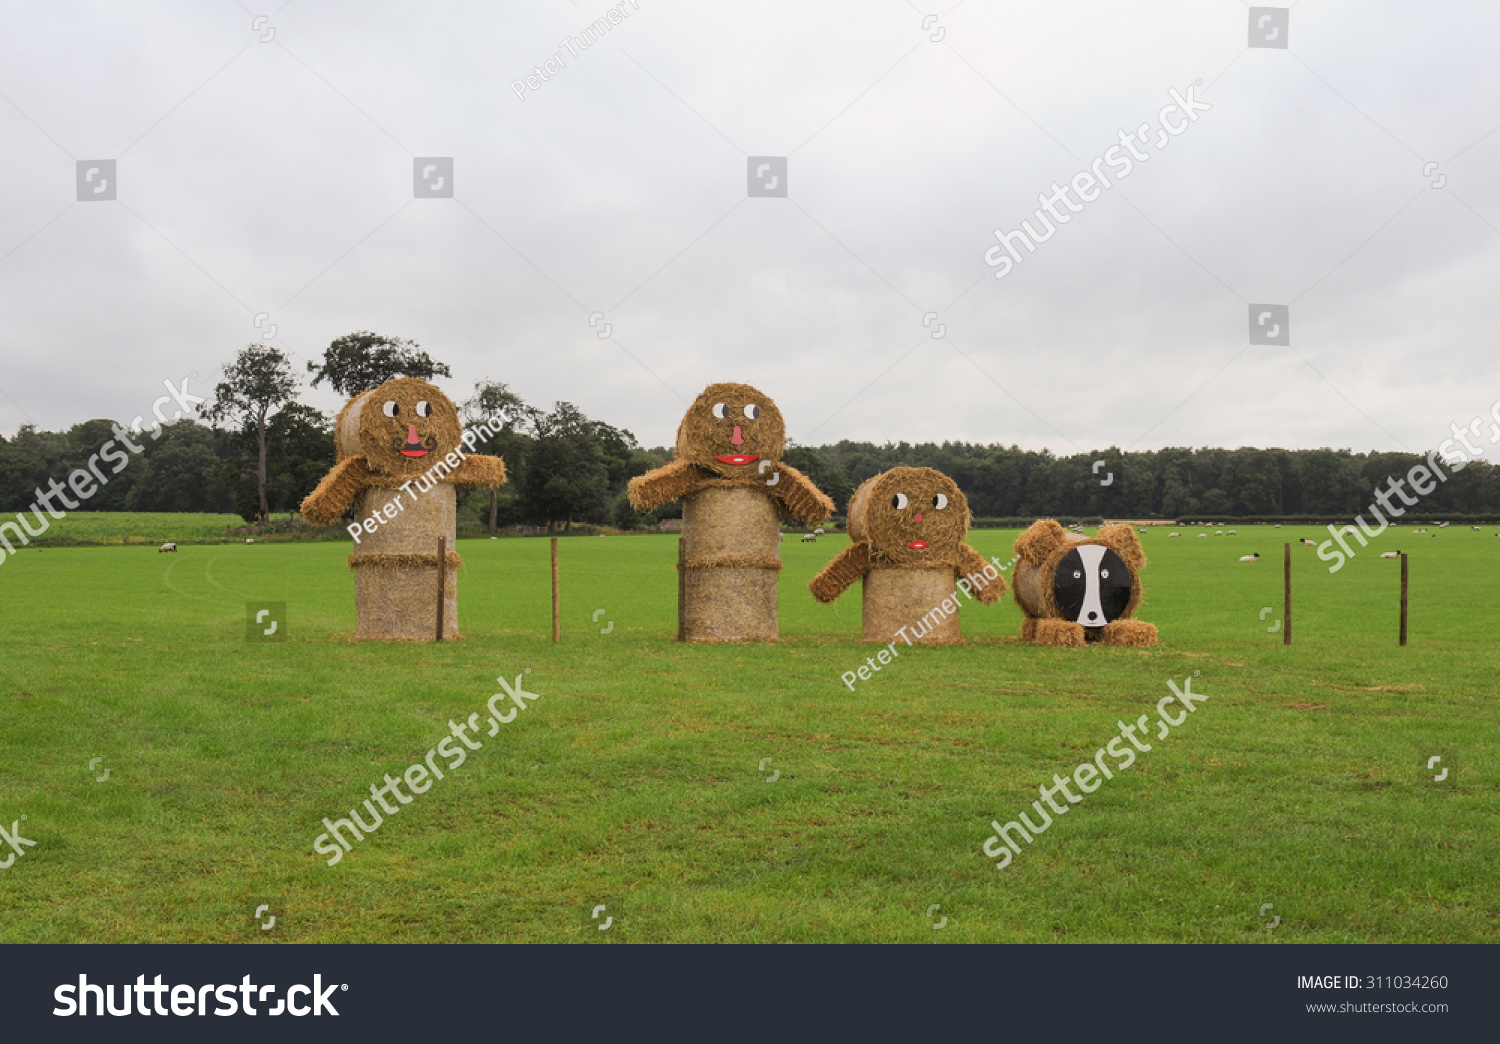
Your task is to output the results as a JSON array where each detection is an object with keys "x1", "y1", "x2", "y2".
[
  {"x1": 862, "y1": 567, "x2": 961, "y2": 644},
  {"x1": 680, "y1": 485, "x2": 780, "y2": 642},
  {"x1": 339, "y1": 393, "x2": 459, "y2": 641}
]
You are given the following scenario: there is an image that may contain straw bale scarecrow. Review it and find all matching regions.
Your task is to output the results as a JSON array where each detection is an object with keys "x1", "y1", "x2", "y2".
[
  {"x1": 300, "y1": 377, "x2": 507, "y2": 641},
  {"x1": 628, "y1": 382, "x2": 834, "y2": 642},
  {"x1": 1010, "y1": 519, "x2": 1156, "y2": 647},
  {"x1": 808, "y1": 467, "x2": 1004, "y2": 644}
]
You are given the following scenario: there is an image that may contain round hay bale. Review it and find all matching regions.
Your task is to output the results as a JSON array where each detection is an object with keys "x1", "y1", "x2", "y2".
[
  {"x1": 862, "y1": 566, "x2": 962, "y2": 644},
  {"x1": 847, "y1": 467, "x2": 970, "y2": 568},
  {"x1": 676, "y1": 382, "x2": 786, "y2": 481},
  {"x1": 336, "y1": 377, "x2": 464, "y2": 481},
  {"x1": 354, "y1": 556, "x2": 459, "y2": 641},
  {"x1": 1011, "y1": 520, "x2": 1152, "y2": 646},
  {"x1": 680, "y1": 485, "x2": 780, "y2": 642}
]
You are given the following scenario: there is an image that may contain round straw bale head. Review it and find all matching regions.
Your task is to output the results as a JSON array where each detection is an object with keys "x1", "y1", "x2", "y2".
[
  {"x1": 675, "y1": 382, "x2": 786, "y2": 480},
  {"x1": 337, "y1": 377, "x2": 463, "y2": 479},
  {"x1": 847, "y1": 467, "x2": 970, "y2": 567},
  {"x1": 862, "y1": 566, "x2": 962, "y2": 644}
]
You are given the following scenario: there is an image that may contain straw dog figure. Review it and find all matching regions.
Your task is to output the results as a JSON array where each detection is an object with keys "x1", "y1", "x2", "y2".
[
  {"x1": 300, "y1": 377, "x2": 507, "y2": 640},
  {"x1": 1010, "y1": 519, "x2": 1156, "y2": 646},
  {"x1": 808, "y1": 467, "x2": 1004, "y2": 644},
  {"x1": 628, "y1": 382, "x2": 833, "y2": 641}
]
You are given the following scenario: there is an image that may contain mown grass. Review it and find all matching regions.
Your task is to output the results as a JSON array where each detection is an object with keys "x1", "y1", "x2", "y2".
[
  {"x1": 0, "y1": 523, "x2": 1494, "y2": 942},
  {"x1": 16, "y1": 511, "x2": 247, "y2": 545}
]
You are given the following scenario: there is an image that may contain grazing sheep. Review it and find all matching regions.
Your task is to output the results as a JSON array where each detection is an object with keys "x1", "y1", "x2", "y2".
[
  {"x1": 813, "y1": 527, "x2": 825, "y2": 536},
  {"x1": 1239, "y1": 553, "x2": 1259, "y2": 561},
  {"x1": 1473, "y1": 526, "x2": 1481, "y2": 531},
  {"x1": 159, "y1": 542, "x2": 177, "y2": 553},
  {"x1": 1414, "y1": 529, "x2": 1427, "y2": 534},
  {"x1": 1168, "y1": 532, "x2": 1180, "y2": 538},
  {"x1": 1215, "y1": 529, "x2": 1223, "y2": 535},
  {"x1": 800, "y1": 533, "x2": 816, "y2": 543},
  {"x1": 1300, "y1": 538, "x2": 1317, "y2": 546},
  {"x1": 1380, "y1": 551, "x2": 1400, "y2": 559},
  {"x1": 1227, "y1": 529, "x2": 1237, "y2": 535},
  {"x1": 1197, "y1": 533, "x2": 1207, "y2": 538}
]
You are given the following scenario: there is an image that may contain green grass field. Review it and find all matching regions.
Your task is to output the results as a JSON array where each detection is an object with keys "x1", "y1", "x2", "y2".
[
  {"x1": 0, "y1": 522, "x2": 1495, "y2": 942},
  {"x1": 22, "y1": 511, "x2": 247, "y2": 545}
]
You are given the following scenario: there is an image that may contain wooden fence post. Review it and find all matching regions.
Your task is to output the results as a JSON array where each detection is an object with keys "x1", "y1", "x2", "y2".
[
  {"x1": 551, "y1": 536, "x2": 560, "y2": 643},
  {"x1": 1400, "y1": 553, "x2": 1409, "y2": 646},
  {"x1": 435, "y1": 536, "x2": 446, "y2": 642},
  {"x1": 1283, "y1": 542, "x2": 1292, "y2": 646}
]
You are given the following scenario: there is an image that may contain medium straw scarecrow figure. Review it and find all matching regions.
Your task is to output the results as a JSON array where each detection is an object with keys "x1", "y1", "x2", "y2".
[
  {"x1": 300, "y1": 377, "x2": 507, "y2": 640},
  {"x1": 808, "y1": 466, "x2": 1004, "y2": 643},
  {"x1": 628, "y1": 382, "x2": 834, "y2": 641}
]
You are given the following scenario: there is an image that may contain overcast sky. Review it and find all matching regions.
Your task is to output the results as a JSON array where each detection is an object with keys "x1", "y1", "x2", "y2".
[{"x1": 2, "y1": 0, "x2": 1498, "y2": 455}]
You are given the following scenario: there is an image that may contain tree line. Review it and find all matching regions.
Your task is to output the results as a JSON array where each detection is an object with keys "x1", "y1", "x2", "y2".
[{"x1": 4, "y1": 336, "x2": 1498, "y2": 526}]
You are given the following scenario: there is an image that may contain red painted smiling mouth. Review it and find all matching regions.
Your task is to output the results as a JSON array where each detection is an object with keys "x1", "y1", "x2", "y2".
[
  {"x1": 905, "y1": 541, "x2": 929, "y2": 550},
  {"x1": 401, "y1": 447, "x2": 428, "y2": 458},
  {"x1": 715, "y1": 454, "x2": 759, "y2": 465}
]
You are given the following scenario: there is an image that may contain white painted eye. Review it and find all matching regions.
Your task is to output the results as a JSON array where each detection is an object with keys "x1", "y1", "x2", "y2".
[
  {"x1": 934, "y1": 493, "x2": 948, "y2": 510},
  {"x1": 382, "y1": 401, "x2": 398, "y2": 417},
  {"x1": 743, "y1": 404, "x2": 760, "y2": 419},
  {"x1": 415, "y1": 400, "x2": 432, "y2": 417},
  {"x1": 1100, "y1": 568, "x2": 1110, "y2": 579},
  {"x1": 712, "y1": 403, "x2": 728, "y2": 419},
  {"x1": 1073, "y1": 570, "x2": 1082, "y2": 579},
  {"x1": 892, "y1": 493, "x2": 908, "y2": 510}
]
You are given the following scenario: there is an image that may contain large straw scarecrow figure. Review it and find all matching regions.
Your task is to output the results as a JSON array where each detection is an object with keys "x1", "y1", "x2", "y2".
[
  {"x1": 300, "y1": 377, "x2": 507, "y2": 640},
  {"x1": 808, "y1": 466, "x2": 1004, "y2": 643},
  {"x1": 628, "y1": 382, "x2": 834, "y2": 641}
]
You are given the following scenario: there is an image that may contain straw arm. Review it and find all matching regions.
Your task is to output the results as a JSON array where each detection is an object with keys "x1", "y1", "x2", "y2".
[
  {"x1": 449, "y1": 453, "x2": 508, "y2": 489},
  {"x1": 808, "y1": 541, "x2": 872, "y2": 603},
  {"x1": 957, "y1": 542, "x2": 1006, "y2": 603},
  {"x1": 628, "y1": 458, "x2": 707, "y2": 510},
  {"x1": 300, "y1": 455, "x2": 373, "y2": 526},
  {"x1": 770, "y1": 462, "x2": 835, "y2": 526}
]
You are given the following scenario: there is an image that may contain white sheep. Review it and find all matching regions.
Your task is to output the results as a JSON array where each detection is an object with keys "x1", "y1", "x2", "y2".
[
  {"x1": 1380, "y1": 551, "x2": 1400, "y2": 559},
  {"x1": 800, "y1": 533, "x2": 816, "y2": 543},
  {"x1": 158, "y1": 542, "x2": 177, "y2": 553},
  {"x1": 1239, "y1": 553, "x2": 1259, "y2": 561}
]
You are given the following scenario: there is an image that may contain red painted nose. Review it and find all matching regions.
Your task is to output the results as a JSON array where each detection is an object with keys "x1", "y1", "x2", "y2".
[
  {"x1": 731, "y1": 425, "x2": 744, "y2": 446},
  {"x1": 914, "y1": 512, "x2": 924, "y2": 524},
  {"x1": 407, "y1": 424, "x2": 420, "y2": 443}
]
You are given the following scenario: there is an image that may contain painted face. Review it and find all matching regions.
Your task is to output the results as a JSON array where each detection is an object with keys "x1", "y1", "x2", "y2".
[
  {"x1": 850, "y1": 467, "x2": 968, "y2": 565},
  {"x1": 1053, "y1": 545, "x2": 1133, "y2": 629},
  {"x1": 356, "y1": 377, "x2": 462, "y2": 476},
  {"x1": 676, "y1": 382, "x2": 786, "y2": 478}
]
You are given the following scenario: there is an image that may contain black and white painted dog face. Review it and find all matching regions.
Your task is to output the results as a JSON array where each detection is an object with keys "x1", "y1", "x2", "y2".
[{"x1": 1053, "y1": 545, "x2": 1133, "y2": 628}]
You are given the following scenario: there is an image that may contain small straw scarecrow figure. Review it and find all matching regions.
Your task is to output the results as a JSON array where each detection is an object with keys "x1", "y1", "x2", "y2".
[
  {"x1": 808, "y1": 466, "x2": 1004, "y2": 644},
  {"x1": 628, "y1": 382, "x2": 833, "y2": 641},
  {"x1": 300, "y1": 377, "x2": 507, "y2": 640}
]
